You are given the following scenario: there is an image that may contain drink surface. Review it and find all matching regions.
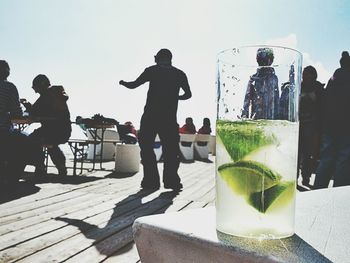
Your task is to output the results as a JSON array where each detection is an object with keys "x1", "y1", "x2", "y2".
[{"x1": 216, "y1": 120, "x2": 298, "y2": 239}]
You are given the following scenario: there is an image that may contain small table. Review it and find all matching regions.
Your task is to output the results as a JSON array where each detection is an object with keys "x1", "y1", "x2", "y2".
[
  {"x1": 67, "y1": 138, "x2": 121, "y2": 176},
  {"x1": 133, "y1": 186, "x2": 350, "y2": 263},
  {"x1": 85, "y1": 123, "x2": 117, "y2": 170},
  {"x1": 11, "y1": 117, "x2": 35, "y2": 131},
  {"x1": 11, "y1": 116, "x2": 56, "y2": 131},
  {"x1": 67, "y1": 139, "x2": 90, "y2": 176}
]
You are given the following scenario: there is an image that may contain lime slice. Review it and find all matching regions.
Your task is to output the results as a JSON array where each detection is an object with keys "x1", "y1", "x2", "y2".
[
  {"x1": 248, "y1": 181, "x2": 295, "y2": 213},
  {"x1": 216, "y1": 120, "x2": 277, "y2": 161},
  {"x1": 218, "y1": 160, "x2": 281, "y2": 195}
]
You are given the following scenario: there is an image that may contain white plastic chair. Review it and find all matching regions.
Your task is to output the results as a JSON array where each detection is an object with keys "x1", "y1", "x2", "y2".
[
  {"x1": 154, "y1": 134, "x2": 162, "y2": 162},
  {"x1": 115, "y1": 143, "x2": 140, "y2": 173},
  {"x1": 87, "y1": 129, "x2": 120, "y2": 161},
  {"x1": 209, "y1": 135, "x2": 216, "y2": 156},
  {"x1": 179, "y1": 134, "x2": 196, "y2": 161},
  {"x1": 194, "y1": 134, "x2": 211, "y2": 160}
]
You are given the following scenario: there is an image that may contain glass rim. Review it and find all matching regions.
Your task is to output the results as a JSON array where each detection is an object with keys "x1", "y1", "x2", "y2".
[
  {"x1": 218, "y1": 45, "x2": 303, "y2": 56},
  {"x1": 217, "y1": 45, "x2": 303, "y2": 66}
]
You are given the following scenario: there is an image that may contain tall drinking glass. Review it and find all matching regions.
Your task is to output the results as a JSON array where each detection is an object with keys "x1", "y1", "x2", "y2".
[{"x1": 216, "y1": 46, "x2": 302, "y2": 239}]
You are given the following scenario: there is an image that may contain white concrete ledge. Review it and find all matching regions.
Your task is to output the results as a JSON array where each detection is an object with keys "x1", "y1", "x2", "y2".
[{"x1": 133, "y1": 186, "x2": 350, "y2": 263}]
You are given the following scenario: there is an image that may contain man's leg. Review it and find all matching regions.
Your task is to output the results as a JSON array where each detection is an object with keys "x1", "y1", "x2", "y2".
[
  {"x1": 333, "y1": 136, "x2": 350, "y2": 187},
  {"x1": 48, "y1": 145, "x2": 67, "y2": 176},
  {"x1": 7, "y1": 131, "x2": 30, "y2": 183},
  {"x1": 159, "y1": 123, "x2": 181, "y2": 190},
  {"x1": 28, "y1": 128, "x2": 46, "y2": 175},
  {"x1": 313, "y1": 134, "x2": 335, "y2": 189},
  {"x1": 139, "y1": 118, "x2": 160, "y2": 189},
  {"x1": 300, "y1": 124, "x2": 313, "y2": 185}
]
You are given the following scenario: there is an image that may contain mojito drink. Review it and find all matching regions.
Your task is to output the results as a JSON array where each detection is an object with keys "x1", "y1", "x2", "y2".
[{"x1": 216, "y1": 119, "x2": 298, "y2": 238}]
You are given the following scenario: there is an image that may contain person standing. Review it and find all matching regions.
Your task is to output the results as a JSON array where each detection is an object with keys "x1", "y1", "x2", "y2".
[
  {"x1": 298, "y1": 66, "x2": 324, "y2": 186},
  {"x1": 279, "y1": 65, "x2": 296, "y2": 121},
  {"x1": 119, "y1": 49, "x2": 192, "y2": 190},
  {"x1": 22, "y1": 75, "x2": 71, "y2": 176},
  {"x1": 314, "y1": 51, "x2": 350, "y2": 188},
  {"x1": 242, "y1": 48, "x2": 279, "y2": 120}
]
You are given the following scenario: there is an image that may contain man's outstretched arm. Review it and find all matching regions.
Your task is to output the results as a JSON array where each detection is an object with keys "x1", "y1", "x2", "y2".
[
  {"x1": 119, "y1": 70, "x2": 149, "y2": 89},
  {"x1": 119, "y1": 80, "x2": 141, "y2": 89},
  {"x1": 178, "y1": 74, "x2": 192, "y2": 100}
]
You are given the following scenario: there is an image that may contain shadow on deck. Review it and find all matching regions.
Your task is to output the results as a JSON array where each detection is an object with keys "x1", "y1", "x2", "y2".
[
  {"x1": 0, "y1": 181, "x2": 41, "y2": 204},
  {"x1": 0, "y1": 157, "x2": 215, "y2": 262},
  {"x1": 56, "y1": 189, "x2": 179, "y2": 258}
]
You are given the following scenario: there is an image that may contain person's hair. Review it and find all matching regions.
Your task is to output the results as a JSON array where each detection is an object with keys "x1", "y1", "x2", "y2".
[
  {"x1": 303, "y1": 65, "x2": 318, "y2": 81},
  {"x1": 256, "y1": 48, "x2": 274, "y2": 66},
  {"x1": 340, "y1": 51, "x2": 350, "y2": 68},
  {"x1": 32, "y1": 74, "x2": 50, "y2": 88},
  {"x1": 155, "y1": 49, "x2": 172, "y2": 63},
  {"x1": 203, "y1": 117, "x2": 210, "y2": 127},
  {"x1": 185, "y1": 117, "x2": 193, "y2": 124},
  {"x1": 0, "y1": 60, "x2": 10, "y2": 80}
]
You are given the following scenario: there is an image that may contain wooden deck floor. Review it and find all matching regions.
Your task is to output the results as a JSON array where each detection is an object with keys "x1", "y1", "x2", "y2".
[{"x1": 0, "y1": 157, "x2": 215, "y2": 263}]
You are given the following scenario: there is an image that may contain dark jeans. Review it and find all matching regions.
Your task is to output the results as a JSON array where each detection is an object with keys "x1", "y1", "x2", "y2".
[
  {"x1": 139, "y1": 116, "x2": 181, "y2": 187},
  {"x1": 314, "y1": 133, "x2": 350, "y2": 189},
  {"x1": 299, "y1": 122, "x2": 319, "y2": 181},
  {"x1": 29, "y1": 126, "x2": 71, "y2": 168},
  {"x1": 0, "y1": 130, "x2": 30, "y2": 183}
]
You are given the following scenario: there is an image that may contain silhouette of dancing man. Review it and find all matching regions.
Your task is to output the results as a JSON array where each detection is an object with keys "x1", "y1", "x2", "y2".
[{"x1": 119, "y1": 49, "x2": 192, "y2": 190}]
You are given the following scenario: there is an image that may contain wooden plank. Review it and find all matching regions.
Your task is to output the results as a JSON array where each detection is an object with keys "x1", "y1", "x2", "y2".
[
  {"x1": 159, "y1": 200, "x2": 193, "y2": 214},
  {"x1": 0, "y1": 191, "x2": 88, "y2": 218},
  {"x1": 0, "y1": 193, "x2": 103, "y2": 231},
  {"x1": 65, "y1": 189, "x2": 197, "y2": 262},
  {"x1": 64, "y1": 227, "x2": 133, "y2": 263},
  {"x1": 186, "y1": 177, "x2": 214, "y2": 200},
  {"x1": 0, "y1": 177, "x2": 113, "y2": 209},
  {"x1": 197, "y1": 186, "x2": 215, "y2": 203},
  {"x1": 0, "y1": 190, "x2": 152, "y2": 262},
  {"x1": 181, "y1": 200, "x2": 207, "y2": 210},
  {"x1": 16, "y1": 197, "x2": 174, "y2": 263},
  {"x1": 0, "y1": 157, "x2": 216, "y2": 262},
  {"x1": 99, "y1": 168, "x2": 215, "y2": 263},
  {"x1": 203, "y1": 202, "x2": 215, "y2": 208},
  {"x1": 0, "y1": 186, "x2": 142, "y2": 251},
  {"x1": 0, "y1": 178, "x2": 142, "y2": 231},
  {"x1": 102, "y1": 242, "x2": 140, "y2": 263},
  {"x1": 0, "y1": 160, "x2": 211, "y2": 248},
  {"x1": 177, "y1": 176, "x2": 214, "y2": 202},
  {"x1": 99, "y1": 199, "x2": 212, "y2": 263}
]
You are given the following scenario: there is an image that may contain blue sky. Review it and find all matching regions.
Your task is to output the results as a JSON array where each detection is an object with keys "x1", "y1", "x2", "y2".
[{"x1": 0, "y1": 0, "x2": 349, "y2": 129}]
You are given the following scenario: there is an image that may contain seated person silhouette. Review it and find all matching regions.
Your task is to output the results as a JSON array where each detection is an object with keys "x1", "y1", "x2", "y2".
[
  {"x1": 242, "y1": 48, "x2": 279, "y2": 120},
  {"x1": 22, "y1": 75, "x2": 71, "y2": 176},
  {"x1": 0, "y1": 60, "x2": 29, "y2": 185},
  {"x1": 197, "y1": 117, "x2": 212, "y2": 134},
  {"x1": 116, "y1": 122, "x2": 138, "y2": 144},
  {"x1": 179, "y1": 117, "x2": 196, "y2": 134},
  {"x1": 124, "y1": 121, "x2": 138, "y2": 138}
]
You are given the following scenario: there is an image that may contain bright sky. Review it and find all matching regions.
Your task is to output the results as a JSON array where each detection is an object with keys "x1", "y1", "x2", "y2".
[{"x1": 1, "y1": 0, "x2": 349, "y2": 130}]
